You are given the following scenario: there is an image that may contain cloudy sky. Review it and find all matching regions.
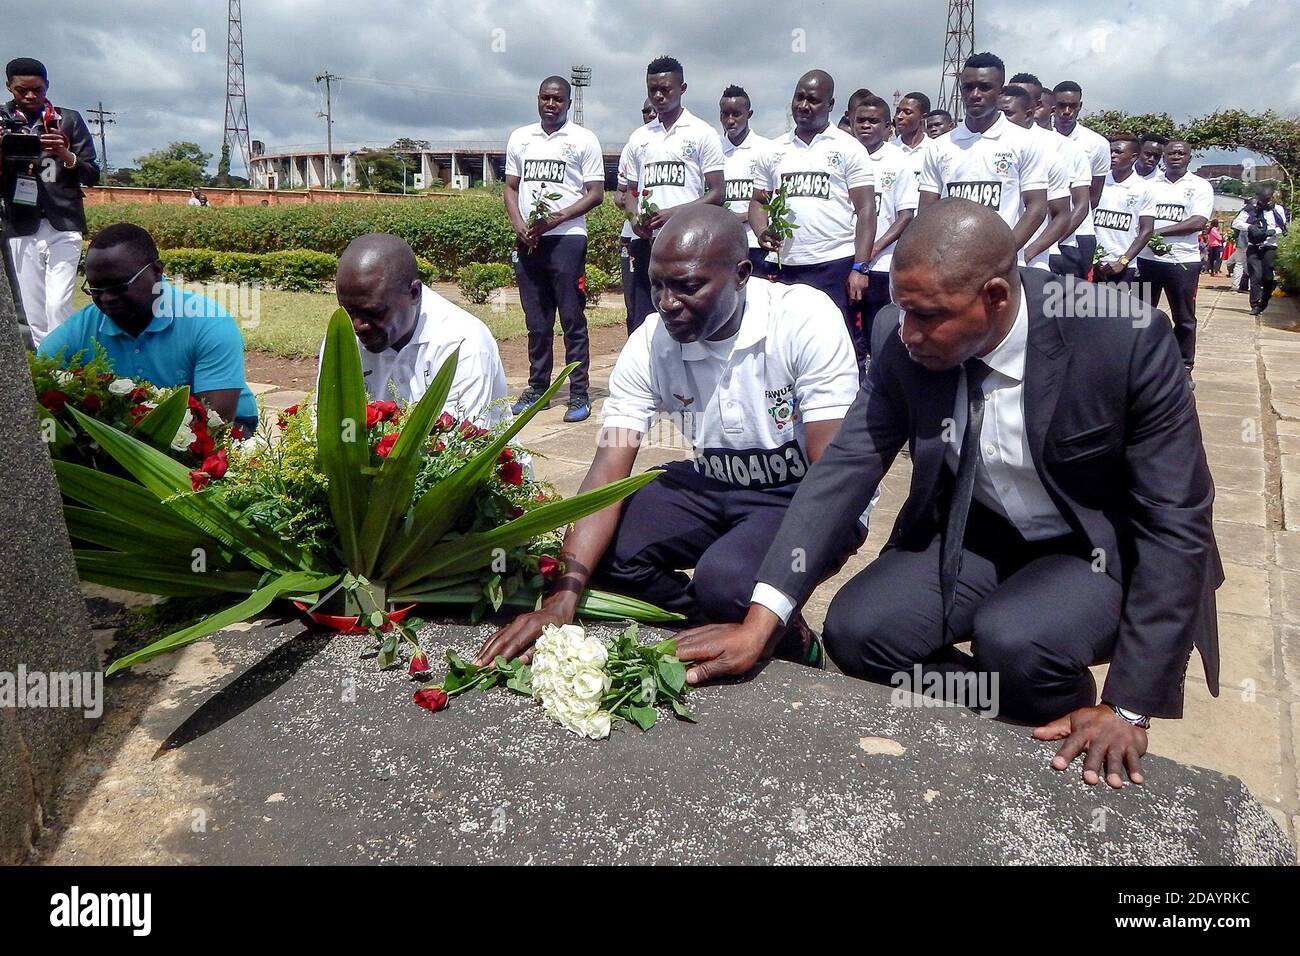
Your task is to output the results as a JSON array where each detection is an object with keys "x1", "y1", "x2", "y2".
[{"x1": 10, "y1": 0, "x2": 1300, "y2": 173}]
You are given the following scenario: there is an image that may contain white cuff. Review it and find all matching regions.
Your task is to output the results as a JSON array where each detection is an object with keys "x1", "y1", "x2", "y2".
[{"x1": 750, "y1": 583, "x2": 796, "y2": 626}]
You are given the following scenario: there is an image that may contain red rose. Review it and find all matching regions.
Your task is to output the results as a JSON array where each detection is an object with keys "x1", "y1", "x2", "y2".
[
  {"x1": 373, "y1": 400, "x2": 399, "y2": 422},
  {"x1": 534, "y1": 491, "x2": 547, "y2": 502},
  {"x1": 80, "y1": 394, "x2": 102, "y2": 412},
  {"x1": 539, "y1": 555, "x2": 561, "y2": 579},
  {"x1": 432, "y1": 439, "x2": 446, "y2": 453},
  {"x1": 577, "y1": 274, "x2": 588, "y2": 294},
  {"x1": 97, "y1": 373, "x2": 114, "y2": 384},
  {"x1": 189, "y1": 431, "x2": 216, "y2": 458},
  {"x1": 408, "y1": 653, "x2": 430, "y2": 677},
  {"x1": 365, "y1": 404, "x2": 382, "y2": 428},
  {"x1": 230, "y1": 425, "x2": 246, "y2": 440},
  {"x1": 498, "y1": 447, "x2": 514, "y2": 463},
  {"x1": 282, "y1": 404, "x2": 299, "y2": 417},
  {"x1": 375, "y1": 432, "x2": 399, "y2": 458},
  {"x1": 201, "y1": 449, "x2": 228, "y2": 479},
  {"x1": 129, "y1": 386, "x2": 150, "y2": 402},
  {"x1": 498, "y1": 460, "x2": 524, "y2": 486},
  {"x1": 435, "y1": 411, "x2": 456, "y2": 431},
  {"x1": 413, "y1": 687, "x2": 448, "y2": 712},
  {"x1": 509, "y1": 506, "x2": 524, "y2": 519},
  {"x1": 189, "y1": 470, "x2": 210, "y2": 492},
  {"x1": 129, "y1": 403, "x2": 152, "y2": 425},
  {"x1": 459, "y1": 419, "x2": 487, "y2": 440},
  {"x1": 40, "y1": 390, "x2": 69, "y2": 413},
  {"x1": 188, "y1": 396, "x2": 206, "y2": 416}
]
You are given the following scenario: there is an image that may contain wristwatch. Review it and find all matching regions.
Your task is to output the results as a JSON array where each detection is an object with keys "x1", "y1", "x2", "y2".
[
  {"x1": 1110, "y1": 704, "x2": 1150, "y2": 729},
  {"x1": 850, "y1": 262, "x2": 871, "y2": 275},
  {"x1": 1117, "y1": 255, "x2": 1130, "y2": 268}
]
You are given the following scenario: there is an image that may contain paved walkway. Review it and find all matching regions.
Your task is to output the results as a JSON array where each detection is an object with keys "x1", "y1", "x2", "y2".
[{"x1": 235, "y1": 280, "x2": 1298, "y2": 858}]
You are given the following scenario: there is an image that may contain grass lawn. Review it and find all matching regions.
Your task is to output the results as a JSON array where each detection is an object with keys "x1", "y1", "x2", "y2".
[{"x1": 70, "y1": 287, "x2": 627, "y2": 360}]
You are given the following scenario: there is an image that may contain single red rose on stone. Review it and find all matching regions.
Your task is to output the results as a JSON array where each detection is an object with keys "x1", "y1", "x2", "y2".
[
  {"x1": 202, "y1": 449, "x2": 229, "y2": 479},
  {"x1": 498, "y1": 460, "x2": 524, "y2": 486},
  {"x1": 375, "y1": 432, "x2": 399, "y2": 458},
  {"x1": 80, "y1": 394, "x2": 102, "y2": 412},
  {"x1": 189, "y1": 470, "x2": 210, "y2": 492},
  {"x1": 435, "y1": 411, "x2": 456, "y2": 431},
  {"x1": 408, "y1": 653, "x2": 430, "y2": 677},
  {"x1": 498, "y1": 447, "x2": 514, "y2": 463},
  {"x1": 40, "y1": 390, "x2": 69, "y2": 412},
  {"x1": 413, "y1": 687, "x2": 448, "y2": 712},
  {"x1": 538, "y1": 555, "x2": 562, "y2": 579}
]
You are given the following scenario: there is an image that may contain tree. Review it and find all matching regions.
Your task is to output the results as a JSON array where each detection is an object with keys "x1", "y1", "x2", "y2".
[
  {"x1": 389, "y1": 137, "x2": 431, "y2": 151},
  {"x1": 133, "y1": 141, "x2": 212, "y2": 189},
  {"x1": 1083, "y1": 109, "x2": 1178, "y2": 140},
  {"x1": 355, "y1": 149, "x2": 407, "y2": 193},
  {"x1": 1182, "y1": 110, "x2": 1300, "y2": 206}
]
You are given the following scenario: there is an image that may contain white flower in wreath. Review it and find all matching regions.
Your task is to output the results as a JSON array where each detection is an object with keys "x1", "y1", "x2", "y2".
[
  {"x1": 107, "y1": 377, "x2": 137, "y2": 396},
  {"x1": 53, "y1": 369, "x2": 75, "y2": 386},
  {"x1": 171, "y1": 423, "x2": 196, "y2": 451},
  {"x1": 207, "y1": 407, "x2": 223, "y2": 430}
]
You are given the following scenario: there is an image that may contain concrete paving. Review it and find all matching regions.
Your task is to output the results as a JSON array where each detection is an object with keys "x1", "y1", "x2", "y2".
[{"x1": 34, "y1": 277, "x2": 1300, "y2": 864}]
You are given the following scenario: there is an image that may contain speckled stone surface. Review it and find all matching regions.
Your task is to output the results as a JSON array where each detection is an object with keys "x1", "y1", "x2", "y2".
[
  {"x1": 101, "y1": 620, "x2": 1296, "y2": 866},
  {"x1": 0, "y1": 264, "x2": 97, "y2": 863}
]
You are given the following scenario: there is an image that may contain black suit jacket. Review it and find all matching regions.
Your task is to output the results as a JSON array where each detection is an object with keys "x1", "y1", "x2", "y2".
[
  {"x1": 758, "y1": 268, "x2": 1222, "y2": 718},
  {"x1": 1, "y1": 103, "x2": 99, "y2": 235}
]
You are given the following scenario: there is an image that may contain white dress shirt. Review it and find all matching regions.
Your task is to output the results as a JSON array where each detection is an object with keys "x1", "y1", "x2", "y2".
[{"x1": 752, "y1": 289, "x2": 1067, "y2": 624}]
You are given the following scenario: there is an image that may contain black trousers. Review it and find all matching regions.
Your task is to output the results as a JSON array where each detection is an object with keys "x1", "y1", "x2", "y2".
[
  {"x1": 775, "y1": 256, "x2": 860, "y2": 360},
  {"x1": 1247, "y1": 245, "x2": 1279, "y2": 313},
  {"x1": 1138, "y1": 258, "x2": 1200, "y2": 370},
  {"x1": 513, "y1": 234, "x2": 590, "y2": 399},
  {"x1": 856, "y1": 269, "x2": 893, "y2": 358},
  {"x1": 822, "y1": 503, "x2": 1121, "y2": 724},
  {"x1": 591, "y1": 463, "x2": 798, "y2": 627},
  {"x1": 1052, "y1": 236, "x2": 1096, "y2": 279},
  {"x1": 1207, "y1": 246, "x2": 1223, "y2": 274},
  {"x1": 627, "y1": 236, "x2": 654, "y2": 335}
]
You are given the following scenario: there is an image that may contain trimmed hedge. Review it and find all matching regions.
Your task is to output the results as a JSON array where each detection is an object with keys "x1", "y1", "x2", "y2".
[
  {"x1": 456, "y1": 263, "x2": 516, "y2": 304},
  {"x1": 159, "y1": 247, "x2": 439, "y2": 292},
  {"x1": 1279, "y1": 228, "x2": 1300, "y2": 295},
  {"x1": 584, "y1": 264, "x2": 613, "y2": 307},
  {"x1": 87, "y1": 197, "x2": 627, "y2": 277}
]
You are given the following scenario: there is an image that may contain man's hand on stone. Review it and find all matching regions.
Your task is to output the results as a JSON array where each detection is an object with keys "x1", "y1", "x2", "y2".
[
  {"x1": 473, "y1": 603, "x2": 574, "y2": 667},
  {"x1": 1034, "y1": 704, "x2": 1147, "y2": 789},
  {"x1": 676, "y1": 623, "x2": 769, "y2": 685}
]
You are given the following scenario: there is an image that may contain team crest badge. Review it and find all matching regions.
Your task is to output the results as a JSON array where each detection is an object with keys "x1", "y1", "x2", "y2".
[
  {"x1": 993, "y1": 151, "x2": 1015, "y2": 175},
  {"x1": 682, "y1": 143, "x2": 696, "y2": 158},
  {"x1": 826, "y1": 150, "x2": 843, "y2": 169},
  {"x1": 768, "y1": 398, "x2": 795, "y2": 430}
]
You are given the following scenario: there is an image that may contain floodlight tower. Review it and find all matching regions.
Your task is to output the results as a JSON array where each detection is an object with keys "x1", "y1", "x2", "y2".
[
  {"x1": 937, "y1": 0, "x2": 975, "y2": 121},
  {"x1": 570, "y1": 65, "x2": 592, "y2": 126}
]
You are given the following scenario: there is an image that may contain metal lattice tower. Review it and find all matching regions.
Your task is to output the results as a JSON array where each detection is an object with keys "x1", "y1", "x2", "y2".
[
  {"x1": 223, "y1": 0, "x2": 252, "y2": 178},
  {"x1": 937, "y1": 0, "x2": 975, "y2": 121},
  {"x1": 570, "y1": 65, "x2": 591, "y2": 126}
]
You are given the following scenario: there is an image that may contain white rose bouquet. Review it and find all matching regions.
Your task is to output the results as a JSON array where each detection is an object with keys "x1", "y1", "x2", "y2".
[{"x1": 414, "y1": 623, "x2": 695, "y2": 738}]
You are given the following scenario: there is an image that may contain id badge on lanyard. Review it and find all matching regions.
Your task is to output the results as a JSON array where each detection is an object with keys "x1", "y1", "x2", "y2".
[{"x1": 13, "y1": 175, "x2": 39, "y2": 206}]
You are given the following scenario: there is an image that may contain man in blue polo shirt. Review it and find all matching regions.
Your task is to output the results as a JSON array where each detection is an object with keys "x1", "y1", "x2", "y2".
[{"x1": 38, "y1": 223, "x2": 258, "y2": 432}]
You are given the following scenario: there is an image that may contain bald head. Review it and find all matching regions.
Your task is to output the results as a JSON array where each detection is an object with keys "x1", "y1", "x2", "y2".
[
  {"x1": 336, "y1": 233, "x2": 422, "y2": 353},
  {"x1": 800, "y1": 70, "x2": 835, "y2": 98},
  {"x1": 339, "y1": 233, "x2": 419, "y2": 290},
  {"x1": 649, "y1": 205, "x2": 752, "y2": 344},
  {"x1": 792, "y1": 70, "x2": 836, "y2": 135},
  {"x1": 894, "y1": 200, "x2": 1017, "y2": 293}
]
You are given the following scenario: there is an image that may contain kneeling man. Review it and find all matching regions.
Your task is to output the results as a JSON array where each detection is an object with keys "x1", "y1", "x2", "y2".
[
  {"x1": 678, "y1": 200, "x2": 1222, "y2": 790},
  {"x1": 40, "y1": 223, "x2": 258, "y2": 433},
  {"x1": 331, "y1": 233, "x2": 508, "y2": 424},
  {"x1": 475, "y1": 205, "x2": 860, "y2": 666}
]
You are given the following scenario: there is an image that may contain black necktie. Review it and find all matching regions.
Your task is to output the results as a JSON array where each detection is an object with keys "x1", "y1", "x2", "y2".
[{"x1": 941, "y1": 359, "x2": 991, "y2": 638}]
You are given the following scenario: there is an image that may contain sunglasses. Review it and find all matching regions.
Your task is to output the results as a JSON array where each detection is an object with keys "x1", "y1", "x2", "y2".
[{"x1": 81, "y1": 261, "x2": 154, "y2": 298}]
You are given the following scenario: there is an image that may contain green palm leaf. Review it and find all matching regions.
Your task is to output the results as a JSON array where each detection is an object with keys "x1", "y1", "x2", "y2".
[
  {"x1": 74, "y1": 550, "x2": 264, "y2": 597},
  {"x1": 316, "y1": 307, "x2": 370, "y2": 571},
  {"x1": 55, "y1": 460, "x2": 217, "y2": 542},
  {"x1": 131, "y1": 385, "x2": 192, "y2": 452},
  {"x1": 63, "y1": 504, "x2": 238, "y2": 559},
  {"x1": 105, "y1": 570, "x2": 341, "y2": 676}
]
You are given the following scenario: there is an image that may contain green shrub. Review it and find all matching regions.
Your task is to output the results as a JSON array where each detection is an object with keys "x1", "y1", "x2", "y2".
[
  {"x1": 86, "y1": 195, "x2": 626, "y2": 278},
  {"x1": 584, "y1": 264, "x2": 613, "y2": 307},
  {"x1": 1279, "y1": 229, "x2": 1300, "y2": 295},
  {"x1": 159, "y1": 248, "x2": 219, "y2": 281},
  {"x1": 261, "y1": 250, "x2": 339, "y2": 291},
  {"x1": 415, "y1": 256, "x2": 441, "y2": 284},
  {"x1": 456, "y1": 262, "x2": 516, "y2": 304}
]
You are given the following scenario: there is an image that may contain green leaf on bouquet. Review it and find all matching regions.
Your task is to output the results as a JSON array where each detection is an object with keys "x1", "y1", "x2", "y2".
[
  {"x1": 657, "y1": 655, "x2": 687, "y2": 695},
  {"x1": 626, "y1": 705, "x2": 658, "y2": 731},
  {"x1": 131, "y1": 385, "x2": 191, "y2": 452},
  {"x1": 316, "y1": 307, "x2": 372, "y2": 572}
]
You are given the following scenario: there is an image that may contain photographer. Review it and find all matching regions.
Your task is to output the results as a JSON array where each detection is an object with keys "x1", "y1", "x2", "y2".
[
  {"x1": 1232, "y1": 185, "x2": 1290, "y2": 316},
  {"x1": 1, "y1": 57, "x2": 99, "y2": 345}
]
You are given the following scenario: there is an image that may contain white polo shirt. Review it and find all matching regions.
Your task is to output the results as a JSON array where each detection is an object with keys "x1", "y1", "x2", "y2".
[
  {"x1": 601, "y1": 277, "x2": 858, "y2": 490},
  {"x1": 891, "y1": 134, "x2": 929, "y2": 181},
  {"x1": 721, "y1": 129, "x2": 771, "y2": 249},
  {"x1": 754, "y1": 125, "x2": 874, "y2": 266},
  {"x1": 1023, "y1": 123, "x2": 1075, "y2": 270},
  {"x1": 332, "y1": 285, "x2": 509, "y2": 426},
  {"x1": 1058, "y1": 121, "x2": 1110, "y2": 247},
  {"x1": 1136, "y1": 172, "x2": 1215, "y2": 265},
  {"x1": 626, "y1": 107, "x2": 726, "y2": 228},
  {"x1": 919, "y1": 112, "x2": 1049, "y2": 239},
  {"x1": 504, "y1": 121, "x2": 604, "y2": 238},
  {"x1": 617, "y1": 137, "x2": 638, "y2": 240},
  {"x1": 1094, "y1": 171, "x2": 1159, "y2": 264},
  {"x1": 865, "y1": 140, "x2": 920, "y2": 273}
]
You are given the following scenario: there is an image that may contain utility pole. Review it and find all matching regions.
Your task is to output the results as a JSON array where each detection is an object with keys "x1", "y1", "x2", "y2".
[
  {"x1": 85, "y1": 101, "x2": 116, "y2": 173},
  {"x1": 315, "y1": 71, "x2": 339, "y2": 187},
  {"x1": 938, "y1": 0, "x2": 976, "y2": 122}
]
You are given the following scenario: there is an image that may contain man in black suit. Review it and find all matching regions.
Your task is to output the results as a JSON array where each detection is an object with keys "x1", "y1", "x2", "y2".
[
  {"x1": 677, "y1": 199, "x2": 1222, "y2": 789},
  {"x1": 1, "y1": 57, "x2": 99, "y2": 346}
]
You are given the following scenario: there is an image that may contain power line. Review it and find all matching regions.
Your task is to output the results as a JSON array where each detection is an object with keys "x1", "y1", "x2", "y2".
[{"x1": 84, "y1": 101, "x2": 115, "y2": 173}]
